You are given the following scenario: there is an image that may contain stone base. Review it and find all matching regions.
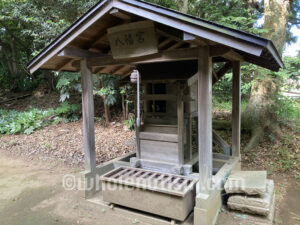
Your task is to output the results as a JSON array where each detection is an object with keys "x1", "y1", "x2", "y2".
[
  {"x1": 228, "y1": 180, "x2": 274, "y2": 216},
  {"x1": 217, "y1": 193, "x2": 275, "y2": 225},
  {"x1": 87, "y1": 194, "x2": 194, "y2": 225},
  {"x1": 194, "y1": 190, "x2": 221, "y2": 225},
  {"x1": 225, "y1": 171, "x2": 267, "y2": 195}
]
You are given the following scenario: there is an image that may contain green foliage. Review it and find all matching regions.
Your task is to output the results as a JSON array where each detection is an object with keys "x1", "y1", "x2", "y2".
[
  {"x1": 95, "y1": 86, "x2": 117, "y2": 106},
  {"x1": 125, "y1": 115, "x2": 135, "y2": 131},
  {"x1": 212, "y1": 98, "x2": 248, "y2": 111},
  {"x1": 95, "y1": 117, "x2": 103, "y2": 123},
  {"x1": 273, "y1": 55, "x2": 300, "y2": 123},
  {"x1": 120, "y1": 83, "x2": 134, "y2": 105},
  {"x1": 120, "y1": 84, "x2": 132, "y2": 96},
  {"x1": 94, "y1": 75, "x2": 120, "y2": 106},
  {"x1": 191, "y1": 0, "x2": 262, "y2": 34},
  {"x1": 277, "y1": 55, "x2": 300, "y2": 90},
  {"x1": 275, "y1": 134, "x2": 300, "y2": 172},
  {"x1": 0, "y1": 102, "x2": 79, "y2": 135},
  {"x1": 212, "y1": 70, "x2": 254, "y2": 102},
  {"x1": 0, "y1": 0, "x2": 97, "y2": 91},
  {"x1": 55, "y1": 102, "x2": 79, "y2": 123},
  {"x1": 275, "y1": 97, "x2": 300, "y2": 123},
  {"x1": 56, "y1": 72, "x2": 81, "y2": 102},
  {"x1": 143, "y1": 0, "x2": 178, "y2": 10}
]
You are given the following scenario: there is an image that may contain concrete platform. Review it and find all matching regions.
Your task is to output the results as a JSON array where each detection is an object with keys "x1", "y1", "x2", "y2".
[
  {"x1": 224, "y1": 171, "x2": 267, "y2": 195},
  {"x1": 227, "y1": 180, "x2": 274, "y2": 216}
]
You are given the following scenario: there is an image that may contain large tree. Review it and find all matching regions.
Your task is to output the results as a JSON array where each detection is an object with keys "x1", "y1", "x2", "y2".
[{"x1": 242, "y1": 0, "x2": 294, "y2": 151}]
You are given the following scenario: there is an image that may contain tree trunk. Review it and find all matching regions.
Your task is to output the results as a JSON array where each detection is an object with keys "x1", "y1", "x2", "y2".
[
  {"x1": 177, "y1": 0, "x2": 188, "y2": 13},
  {"x1": 242, "y1": 0, "x2": 290, "y2": 151},
  {"x1": 1, "y1": 44, "x2": 14, "y2": 78},
  {"x1": 125, "y1": 100, "x2": 129, "y2": 120},
  {"x1": 121, "y1": 94, "x2": 126, "y2": 120},
  {"x1": 100, "y1": 77, "x2": 111, "y2": 125},
  {"x1": 10, "y1": 40, "x2": 18, "y2": 76},
  {"x1": 103, "y1": 96, "x2": 110, "y2": 124}
]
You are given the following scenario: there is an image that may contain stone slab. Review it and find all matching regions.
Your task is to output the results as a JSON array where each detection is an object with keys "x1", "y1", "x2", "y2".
[
  {"x1": 217, "y1": 192, "x2": 275, "y2": 225},
  {"x1": 228, "y1": 180, "x2": 274, "y2": 216},
  {"x1": 224, "y1": 171, "x2": 267, "y2": 195}
]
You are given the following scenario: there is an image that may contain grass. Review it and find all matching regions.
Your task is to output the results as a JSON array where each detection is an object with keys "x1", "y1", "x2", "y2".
[{"x1": 212, "y1": 98, "x2": 248, "y2": 111}]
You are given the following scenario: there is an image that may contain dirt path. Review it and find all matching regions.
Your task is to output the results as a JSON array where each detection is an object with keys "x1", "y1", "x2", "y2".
[
  {"x1": 0, "y1": 150, "x2": 299, "y2": 225},
  {"x1": 0, "y1": 151, "x2": 76, "y2": 225},
  {"x1": 0, "y1": 151, "x2": 110, "y2": 225}
]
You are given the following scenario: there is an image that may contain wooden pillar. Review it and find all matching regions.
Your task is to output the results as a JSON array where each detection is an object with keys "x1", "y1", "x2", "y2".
[
  {"x1": 81, "y1": 59, "x2": 96, "y2": 172},
  {"x1": 134, "y1": 98, "x2": 141, "y2": 159},
  {"x1": 198, "y1": 46, "x2": 212, "y2": 193},
  {"x1": 177, "y1": 88, "x2": 184, "y2": 165},
  {"x1": 232, "y1": 61, "x2": 241, "y2": 159}
]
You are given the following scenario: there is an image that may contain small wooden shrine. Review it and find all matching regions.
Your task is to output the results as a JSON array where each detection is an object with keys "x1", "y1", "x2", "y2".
[{"x1": 27, "y1": 1, "x2": 283, "y2": 224}]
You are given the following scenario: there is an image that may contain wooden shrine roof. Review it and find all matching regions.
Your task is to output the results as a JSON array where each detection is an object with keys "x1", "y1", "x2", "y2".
[{"x1": 27, "y1": 0, "x2": 284, "y2": 77}]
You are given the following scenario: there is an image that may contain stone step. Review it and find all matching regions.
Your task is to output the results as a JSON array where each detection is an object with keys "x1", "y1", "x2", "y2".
[
  {"x1": 227, "y1": 179, "x2": 275, "y2": 216},
  {"x1": 224, "y1": 170, "x2": 267, "y2": 195}
]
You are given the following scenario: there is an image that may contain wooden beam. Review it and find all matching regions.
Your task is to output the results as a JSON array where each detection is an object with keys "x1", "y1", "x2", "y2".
[
  {"x1": 223, "y1": 50, "x2": 244, "y2": 61},
  {"x1": 209, "y1": 45, "x2": 230, "y2": 57},
  {"x1": 142, "y1": 94, "x2": 177, "y2": 101},
  {"x1": 123, "y1": 67, "x2": 134, "y2": 76},
  {"x1": 110, "y1": 65, "x2": 124, "y2": 74},
  {"x1": 58, "y1": 47, "x2": 105, "y2": 59},
  {"x1": 81, "y1": 59, "x2": 96, "y2": 172},
  {"x1": 167, "y1": 41, "x2": 185, "y2": 50},
  {"x1": 213, "y1": 130, "x2": 231, "y2": 155},
  {"x1": 56, "y1": 58, "x2": 74, "y2": 71},
  {"x1": 198, "y1": 46, "x2": 212, "y2": 193},
  {"x1": 94, "y1": 67, "x2": 106, "y2": 74},
  {"x1": 183, "y1": 33, "x2": 207, "y2": 46},
  {"x1": 88, "y1": 34, "x2": 109, "y2": 50},
  {"x1": 212, "y1": 69, "x2": 218, "y2": 80},
  {"x1": 86, "y1": 47, "x2": 199, "y2": 67},
  {"x1": 232, "y1": 61, "x2": 241, "y2": 159},
  {"x1": 188, "y1": 61, "x2": 232, "y2": 86},
  {"x1": 212, "y1": 62, "x2": 233, "y2": 84},
  {"x1": 210, "y1": 45, "x2": 243, "y2": 61},
  {"x1": 177, "y1": 87, "x2": 184, "y2": 165},
  {"x1": 156, "y1": 26, "x2": 183, "y2": 42},
  {"x1": 158, "y1": 38, "x2": 173, "y2": 50},
  {"x1": 187, "y1": 73, "x2": 198, "y2": 87},
  {"x1": 109, "y1": 8, "x2": 132, "y2": 21}
]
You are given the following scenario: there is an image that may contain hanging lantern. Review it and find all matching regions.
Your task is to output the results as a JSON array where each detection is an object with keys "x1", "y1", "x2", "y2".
[{"x1": 130, "y1": 70, "x2": 140, "y2": 83}]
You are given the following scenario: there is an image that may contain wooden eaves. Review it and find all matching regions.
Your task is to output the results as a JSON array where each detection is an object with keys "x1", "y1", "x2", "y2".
[{"x1": 27, "y1": 0, "x2": 283, "y2": 77}]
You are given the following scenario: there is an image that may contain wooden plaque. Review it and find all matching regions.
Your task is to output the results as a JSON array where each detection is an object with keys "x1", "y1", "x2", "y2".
[{"x1": 107, "y1": 20, "x2": 158, "y2": 59}]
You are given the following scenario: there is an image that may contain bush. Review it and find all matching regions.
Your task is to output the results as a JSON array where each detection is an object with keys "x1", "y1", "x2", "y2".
[
  {"x1": 0, "y1": 102, "x2": 79, "y2": 135},
  {"x1": 55, "y1": 102, "x2": 79, "y2": 123},
  {"x1": 275, "y1": 96, "x2": 300, "y2": 124},
  {"x1": 125, "y1": 115, "x2": 135, "y2": 131}
]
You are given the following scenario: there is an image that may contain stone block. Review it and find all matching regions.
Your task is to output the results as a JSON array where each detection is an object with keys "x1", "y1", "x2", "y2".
[
  {"x1": 228, "y1": 180, "x2": 274, "y2": 216},
  {"x1": 217, "y1": 191, "x2": 275, "y2": 225},
  {"x1": 224, "y1": 171, "x2": 267, "y2": 195}
]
